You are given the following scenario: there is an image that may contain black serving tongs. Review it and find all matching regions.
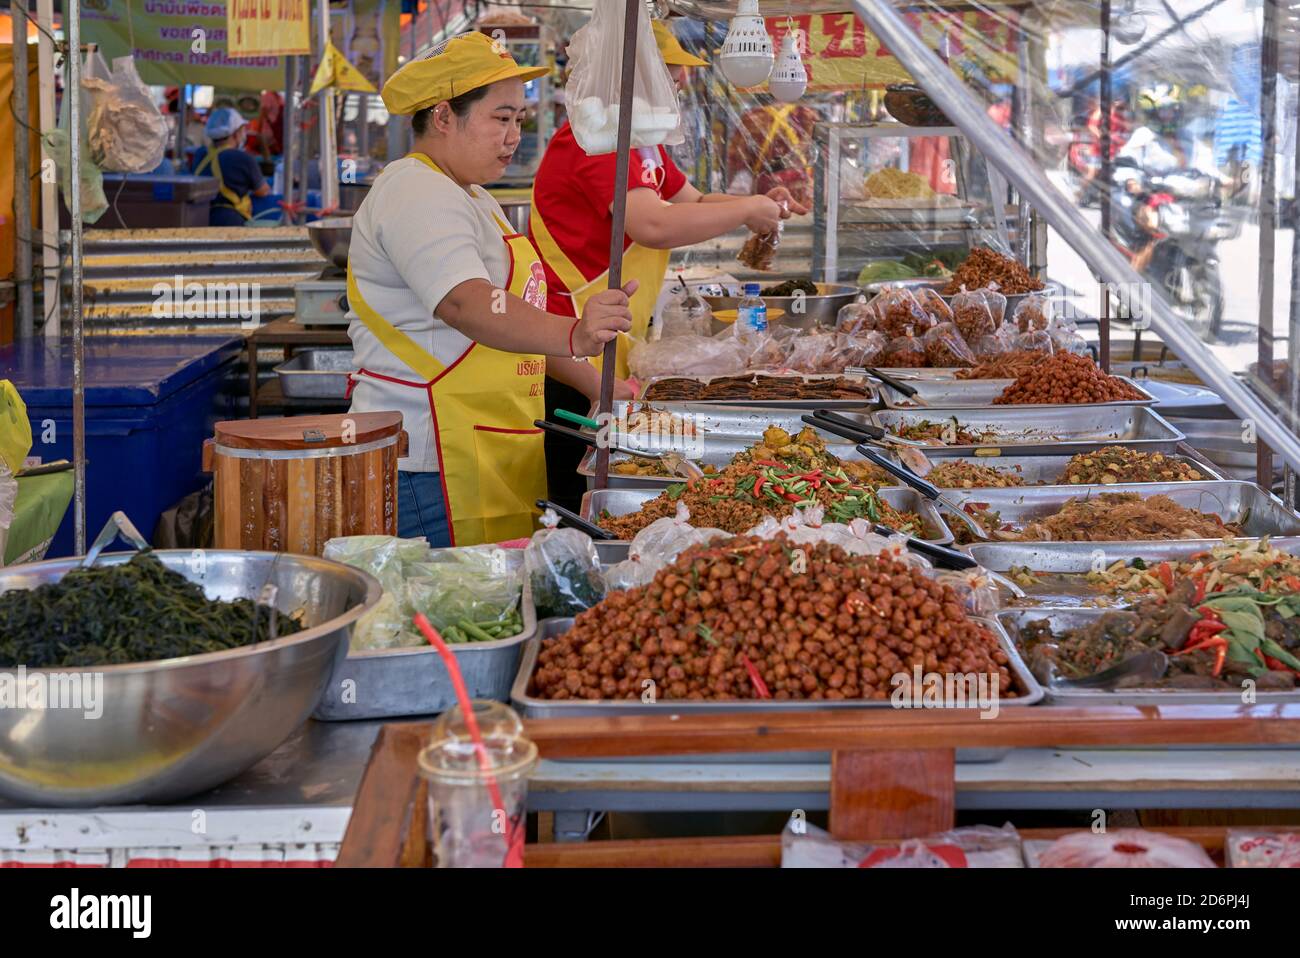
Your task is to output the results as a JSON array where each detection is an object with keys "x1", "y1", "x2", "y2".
[
  {"x1": 535, "y1": 498, "x2": 617, "y2": 540},
  {"x1": 532, "y1": 419, "x2": 703, "y2": 481},
  {"x1": 1044, "y1": 650, "x2": 1170, "y2": 689}
]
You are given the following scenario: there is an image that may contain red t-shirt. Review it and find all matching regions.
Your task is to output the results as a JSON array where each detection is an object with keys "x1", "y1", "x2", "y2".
[{"x1": 530, "y1": 121, "x2": 688, "y2": 317}]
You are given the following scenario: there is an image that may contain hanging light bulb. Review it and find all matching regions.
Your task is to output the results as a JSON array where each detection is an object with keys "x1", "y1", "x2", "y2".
[
  {"x1": 719, "y1": 0, "x2": 774, "y2": 89},
  {"x1": 768, "y1": 25, "x2": 807, "y2": 102},
  {"x1": 1112, "y1": 0, "x2": 1147, "y2": 45}
]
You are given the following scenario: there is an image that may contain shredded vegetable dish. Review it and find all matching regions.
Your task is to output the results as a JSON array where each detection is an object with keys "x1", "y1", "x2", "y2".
[{"x1": 956, "y1": 493, "x2": 1243, "y2": 544}]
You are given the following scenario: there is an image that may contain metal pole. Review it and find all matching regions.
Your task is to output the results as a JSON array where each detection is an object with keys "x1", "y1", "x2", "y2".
[
  {"x1": 175, "y1": 86, "x2": 187, "y2": 170},
  {"x1": 1289, "y1": 66, "x2": 1300, "y2": 506},
  {"x1": 1098, "y1": 0, "x2": 1113, "y2": 373},
  {"x1": 68, "y1": 0, "x2": 86, "y2": 554},
  {"x1": 36, "y1": 0, "x2": 58, "y2": 337},
  {"x1": 316, "y1": 0, "x2": 339, "y2": 211},
  {"x1": 283, "y1": 57, "x2": 298, "y2": 224},
  {"x1": 11, "y1": 0, "x2": 33, "y2": 338},
  {"x1": 850, "y1": 0, "x2": 1300, "y2": 473},
  {"x1": 1258, "y1": 0, "x2": 1279, "y2": 494},
  {"x1": 593, "y1": 0, "x2": 642, "y2": 491}
]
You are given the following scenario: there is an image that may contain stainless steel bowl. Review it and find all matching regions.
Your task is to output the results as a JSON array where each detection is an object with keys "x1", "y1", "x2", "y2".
[
  {"x1": 306, "y1": 216, "x2": 354, "y2": 269},
  {"x1": 701, "y1": 282, "x2": 861, "y2": 331},
  {"x1": 0, "y1": 550, "x2": 381, "y2": 807}
]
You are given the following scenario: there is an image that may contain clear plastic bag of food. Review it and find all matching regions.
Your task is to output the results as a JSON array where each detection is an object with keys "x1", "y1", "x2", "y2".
[
  {"x1": 871, "y1": 286, "x2": 934, "y2": 338},
  {"x1": 743, "y1": 326, "x2": 800, "y2": 370},
  {"x1": 737, "y1": 226, "x2": 780, "y2": 271},
  {"x1": 1035, "y1": 829, "x2": 1215, "y2": 868},
  {"x1": 922, "y1": 322, "x2": 977, "y2": 368},
  {"x1": 831, "y1": 330, "x2": 887, "y2": 369},
  {"x1": 782, "y1": 820, "x2": 1023, "y2": 868},
  {"x1": 950, "y1": 286, "x2": 998, "y2": 341},
  {"x1": 323, "y1": 535, "x2": 435, "y2": 595},
  {"x1": 406, "y1": 546, "x2": 524, "y2": 642},
  {"x1": 627, "y1": 331, "x2": 748, "y2": 379},
  {"x1": 565, "y1": 1, "x2": 680, "y2": 153},
  {"x1": 836, "y1": 299, "x2": 878, "y2": 335},
  {"x1": 915, "y1": 286, "x2": 954, "y2": 324},
  {"x1": 981, "y1": 286, "x2": 1008, "y2": 328},
  {"x1": 971, "y1": 325, "x2": 1016, "y2": 362},
  {"x1": 784, "y1": 332, "x2": 841, "y2": 373},
  {"x1": 883, "y1": 328, "x2": 927, "y2": 368},
  {"x1": 1013, "y1": 293, "x2": 1053, "y2": 333},
  {"x1": 932, "y1": 568, "x2": 1002, "y2": 616},
  {"x1": 657, "y1": 284, "x2": 713, "y2": 339},
  {"x1": 1052, "y1": 330, "x2": 1091, "y2": 356},
  {"x1": 525, "y1": 512, "x2": 607, "y2": 618},
  {"x1": 605, "y1": 503, "x2": 727, "y2": 591},
  {"x1": 349, "y1": 591, "x2": 424, "y2": 651},
  {"x1": 1013, "y1": 329, "x2": 1055, "y2": 355},
  {"x1": 1227, "y1": 830, "x2": 1300, "y2": 868}
]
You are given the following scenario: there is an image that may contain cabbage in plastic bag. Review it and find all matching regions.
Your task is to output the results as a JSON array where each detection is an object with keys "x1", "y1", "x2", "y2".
[{"x1": 322, "y1": 535, "x2": 435, "y2": 595}]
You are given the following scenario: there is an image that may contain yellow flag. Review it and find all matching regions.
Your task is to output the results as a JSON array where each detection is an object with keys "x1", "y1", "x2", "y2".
[{"x1": 309, "y1": 41, "x2": 378, "y2": 95}]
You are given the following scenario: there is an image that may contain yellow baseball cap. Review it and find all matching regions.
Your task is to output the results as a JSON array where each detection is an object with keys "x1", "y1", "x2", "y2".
[
  {"x1": 653, "y1": 19, "x2": 708, "y2": 68},
  {"x1": 381, "y1": 31, "x2": 549, "y2": 116}
]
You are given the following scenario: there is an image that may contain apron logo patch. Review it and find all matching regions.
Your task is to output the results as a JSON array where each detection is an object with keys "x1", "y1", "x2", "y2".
[{"x1": 522, "y1": 262, "x2": 546, "y2": 309}]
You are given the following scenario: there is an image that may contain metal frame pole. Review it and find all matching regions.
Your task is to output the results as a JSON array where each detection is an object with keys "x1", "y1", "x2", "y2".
[
  {"x1": 1259, "y1": 0, "x2": 1280, "y2": 494},
  {"x1": 849, "y1": 0, "x2": 1300, "y2": 473},
  {"x1": 283, "y1": 56, "x2": 298, "y2": 224},
  {"x1": 175, "y1": 86, "x2": 187, "y2": 170},
  {"x1": 317, "y1": 0, "x2": 339, "y2": 211},
  {"x1": 593, "y1": 0, "x2": 642, "y2": 491},
  {"x1": 1098, "y1": 0, "x2": 1113, "y2": 373},
  {"x1": 68, "y1": 0, "x2": 86, "y2": 554},
  {"x1": 11, "y1": 0, "x2": 33, "y2": 339},
  {"x1": 36, "y1": 0, "x2": 57, "y2": 337},
  {"x1": 1289, "y1": 49, "x2": 1300, "y2": 507}
]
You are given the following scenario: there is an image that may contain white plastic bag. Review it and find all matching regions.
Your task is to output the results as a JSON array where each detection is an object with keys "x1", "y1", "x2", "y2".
[
  {"x1": 628, "y1": 329, "x2": 749, "y2": 379},
  {"x1": 43, "y1": 52, "x2": 109, "y2": 224},
  {"x1": 565, "y1": 3, "x2": 681, "y2": 154},
  {"x1": 0, "y1": 462, "x2": 16, "y2": 567},
  {"x1": 525, "y1": 511, "x2": 607, "y2": 617},
  {"x1": 782, "y1": 820, "x2": 1024, "y2": 868},
  {"x1": 605, "y1": 503, "x2": 727, "y2": 591},
  {"x1": 82, "y1": 56, "x2": 169, "y2": 173}
]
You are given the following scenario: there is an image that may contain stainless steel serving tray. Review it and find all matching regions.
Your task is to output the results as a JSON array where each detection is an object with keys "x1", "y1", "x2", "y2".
[
  {"x1": 996, "y1": 607, "x2": 1300, "y2": 706},
  {"x1": 274, "y1": 348, "x2": 356, "y2": 398},
  {"x1": 944, "y1": 481, "x2": 1300, "y2": 542},
  {"x1": 580, "y1": 486, "x2": 955, "y2": 562},
  {"x1": 594, "y1": 402, "x2": 860, "y2": 444},
  {"x1": 878, "y1": 376, "x2": 1157, "y2": 410},
  {"x1": 965, "y1": 537, "x2": 1300, "y2": 607},
  {"x1": 313, "y1": 579, "x2": 537, "y2": 721},
  {"x1": 867, "y1": 405, "x2": 1185, "y2": 456},
  {"x1": 637, "y1": 373, "x2": 877, "y2": 409},
  {"x1": 892, "y1": 453, "x2": 1222, "y2": 488},
  {"x1": 514, "y1": 616, "x2": 1043, "y2": 718}
]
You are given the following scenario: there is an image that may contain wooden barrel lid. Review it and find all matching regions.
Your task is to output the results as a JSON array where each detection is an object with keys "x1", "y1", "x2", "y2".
[{"x1": 214, "y1": 411, "x2": 404, "y2": 451}]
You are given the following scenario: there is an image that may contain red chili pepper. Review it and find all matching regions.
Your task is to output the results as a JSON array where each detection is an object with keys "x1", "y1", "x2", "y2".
[
  {"x1": 752, "y1": 476, "x2": 765, "y2": 497},
  {"x1": 1197, "y1": 606, "x2": 1222, "y2": 622},
  {"x1": 1211, "y1": 643, "x2": 1227, "y2": 677},
  {"x1": 810, "y1": 479, "x2": 821, "y2": 490},
  {"x1": 1286, "y1": 576, "x2": 1300, "y2": 592},
  {"x1": 1173, "y1": 635, "x2": 1228, "y2": 677},
  {"x1": 752, "y1": 459, "x2": 782, "y2": 467},
  {"x1": 1157, "y1": 561, "x2": 1175, "y2": 592},
  {"x1": 783, "y1": 491, "x2": 804, "y2": 503},
  {"x1": 825, "y1": 475, "x2": 848, "y2": 484},
  {"x1": 1184, "y1": 620, "x2": 1227, "y2": 647},
  {"x1": 1193, "y1": 577, "x2": 1207, "y2": 604},
  {"x1": 738, "y1": 653, "x2": 771, "y2": 699}
]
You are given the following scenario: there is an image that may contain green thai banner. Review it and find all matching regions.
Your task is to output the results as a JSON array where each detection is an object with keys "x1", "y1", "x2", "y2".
[{"x1": 81, "y1": 0, "x2": 398, "y2": 91}]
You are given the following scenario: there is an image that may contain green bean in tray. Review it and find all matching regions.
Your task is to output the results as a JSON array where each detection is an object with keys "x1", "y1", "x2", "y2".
[{"x1": 440, "y1": 607, "x2": 525, "y2": 644}]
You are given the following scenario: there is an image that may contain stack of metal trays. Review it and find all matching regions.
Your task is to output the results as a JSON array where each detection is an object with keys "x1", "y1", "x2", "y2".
[
  {"x1": 876, "y1": 377, "x2": 1157, "y2": 410},
  {"x1": 866, "y1": 405, "x2": 1185, "y2": 456},
  {"x1": 580, "y1": 486, "x2": 955, "y2": 562},
  {"x1": 939, "y1": 481, "x2": 1300, "y2": 545}
]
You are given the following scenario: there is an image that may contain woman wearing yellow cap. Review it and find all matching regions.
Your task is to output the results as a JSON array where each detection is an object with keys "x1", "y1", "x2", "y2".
[
  {"x1": 530, "y1": 18, "x2": 807, "y2": 511},
  {"x1": 346, "y1": 32, "x2": 635, "y2": 547}
]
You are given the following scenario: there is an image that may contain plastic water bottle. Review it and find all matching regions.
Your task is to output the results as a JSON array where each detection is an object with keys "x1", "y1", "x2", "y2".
[{"x1": 735, "y1": 283, "x2": 768, "y2": 340}]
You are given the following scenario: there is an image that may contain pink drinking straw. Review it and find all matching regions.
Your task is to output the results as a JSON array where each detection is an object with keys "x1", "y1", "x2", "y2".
[{"x1": 413, "y1": 613, "x2": 524, "y2": 868}]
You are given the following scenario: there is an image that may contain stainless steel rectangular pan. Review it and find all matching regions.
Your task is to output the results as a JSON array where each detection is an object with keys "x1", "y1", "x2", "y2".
[
  {"x1": 867, "y1": 405, "x2": 1185, "y2": 456},
  {"x1": 637, "y1": 373, "x2": 877, "y2": 408},
  {"x1": 878, "y1": 376, "x2": 1157, "y2": 410},
  {"x1": 996, "y1": 607, "x2": 1300, "y2": 706}
]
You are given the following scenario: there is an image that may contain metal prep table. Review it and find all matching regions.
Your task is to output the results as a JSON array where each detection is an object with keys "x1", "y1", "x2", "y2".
[{"x1": 3, "y1": 720, "x2": 1300, "y2": 859}]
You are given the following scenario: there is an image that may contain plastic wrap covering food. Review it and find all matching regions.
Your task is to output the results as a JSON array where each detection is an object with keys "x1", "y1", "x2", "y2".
[
  {"x1": 628, "y1": 330, "x2": 750, "y2": 379},
  {"x1": 564, "y1": 4, "x2": 680, "y2": 153},
  {"x1": 782, "y1": 332, "x2": 841, "y2": 373},
  {"x1": 836, "y1": 300, "x2": 878, "y2": 335},
  {"x1": 922, "y1": 322, "x2": 978, "y2": 368},
  {"x1": 950, "y1": 287, "x2": 999, "y2": 341},
  {"x1": 1035, "y1": 829, "x2": 1215, "y2": 868},
  {"x1": 932, "y1": 568, "x2": 1002, "y2": 616},
  {"x1": 1227, "y1": 831, "x2": 1300, "y2": 868},
  {"x1": 883, "y1": 328, "x2": 927, "y2": 367},
  {"x1": 737, "y1": 226, "x2": 781, "y2": 271},
  {"x1": 833, "y1": 330, "x2": 888, "y2": 369},
  {"x1": 405, "y1": 547, "x2": 524, "y2": 643},
  {"x1": 323, "y1": 535, "x2": 437, "y2": 650},
  {"x1": 745, "y1": 505, "x2": 931, "y2": 567},
  {"x1": 657, "y1": 285, "x2": 713, "y2": 339},
  {"x1": 83, "y1": 55, "x2": 170, "y2": 174},
  {"x1": 604, "y1": 503, "x2": 728, "y2": 592},
  {"x1": 1013, "y1": 329, "x2": 1055, "y2": 355},
  {"x1": 872, "y1": 287, "x2": 935, "y2": 337},
  {"x1": 743, "y1": 327, "x2": 800, "y2": 370},
  {"x1": 1013, "y1": 293, "x2": 1054, "y2": 333},
  {"x1": 971, "y1": 325, "x2": 1016, "y2": 361},
  {"x1": 526, "y1": 511, "x2": 607, "y2": 618},
  {"x1": 782, "y1": 821, "x2": 1024, "y2": 868},
  {"x1": 915, "y1": 286, "x2": 954, "y2": 323}
]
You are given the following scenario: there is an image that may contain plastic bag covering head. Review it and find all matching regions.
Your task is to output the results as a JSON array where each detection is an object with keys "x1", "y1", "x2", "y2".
[
  {"x1": 382, "y1": 31, "x2": 548, "y2": 116},
  {"x1": 0, "y1": 382, "x2": 32, "y2": 476},
  {"x1": 565, "y1": 0, "x2": 682, "y2": 154},
  {"x1": 205, "y1": 107, "x2": 247, "y2": 141},
  {"x1": 83, "y1": 57, "x2": 169, "y2": 174}
]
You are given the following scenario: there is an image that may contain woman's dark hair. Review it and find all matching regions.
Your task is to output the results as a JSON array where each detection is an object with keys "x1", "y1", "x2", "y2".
[{"x1": 411, "y1": 84, "x2": 492, "y2": 135}]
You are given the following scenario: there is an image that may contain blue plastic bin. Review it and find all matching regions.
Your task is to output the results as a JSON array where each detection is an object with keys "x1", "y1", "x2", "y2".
[{"x1": 0, "y1": 335, "x2": 242, "y2": 558}]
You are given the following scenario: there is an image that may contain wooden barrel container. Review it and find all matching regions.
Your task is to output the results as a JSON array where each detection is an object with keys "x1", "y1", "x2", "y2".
[{"x1": 203, "y1": 412, "x2": 408, "y2": 555}]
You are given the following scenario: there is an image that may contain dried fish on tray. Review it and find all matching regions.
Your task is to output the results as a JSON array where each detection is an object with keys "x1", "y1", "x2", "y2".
[
  {"x1": 639, "y1": 373, "x2": 877, "y2": 407},
  {"x1": 868, "y1": 405, "x2": 1185, "y2": 456}
]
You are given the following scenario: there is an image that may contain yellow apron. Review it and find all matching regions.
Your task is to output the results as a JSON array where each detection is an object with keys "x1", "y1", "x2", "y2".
[
  {"x1": 194, "y1": 145, "x2": 253, "y2": 221},
  {"x1": 345, "y1": 153, "x2": 548, "y2": 546},
  {"x1": 529, "y1": 168, "x2": 671, "y2": 380}
]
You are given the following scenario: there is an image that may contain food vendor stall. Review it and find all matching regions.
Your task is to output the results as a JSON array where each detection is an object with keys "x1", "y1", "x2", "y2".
[{"x1": 6, "y1": 0, "x2": 1300, "y2": 877}]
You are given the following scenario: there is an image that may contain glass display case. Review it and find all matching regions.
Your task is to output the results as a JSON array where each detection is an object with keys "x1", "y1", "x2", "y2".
[{"x1": 812, "y1": 121, "x2": 1015, "y2": 283}]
